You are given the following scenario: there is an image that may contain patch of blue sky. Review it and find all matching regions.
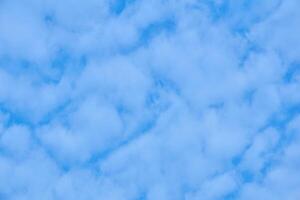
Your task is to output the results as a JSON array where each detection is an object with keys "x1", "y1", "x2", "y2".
[
  {"x1": 110, "y1": 0, "x2": 136, "y2": 15},
  {"x1": 117, "y1": 18, "x2": 176, "y2": 55}
]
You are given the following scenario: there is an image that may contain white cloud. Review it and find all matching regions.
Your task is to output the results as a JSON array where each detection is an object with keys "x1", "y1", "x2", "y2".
[
  {"x1": 0, "y1": 125, "x2": 32, "y2": 158},
  {"x1": 0, "y1": 0, "x2": 300, "y2": 199}
]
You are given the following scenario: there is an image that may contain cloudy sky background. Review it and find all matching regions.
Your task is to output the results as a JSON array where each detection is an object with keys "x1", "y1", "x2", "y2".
[{"x1": 0, "y1": 0, "x2": 300, "y2": 199}]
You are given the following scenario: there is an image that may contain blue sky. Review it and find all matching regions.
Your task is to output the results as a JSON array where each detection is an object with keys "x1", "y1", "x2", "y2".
[{"x1": 0, "y1": 0, "x2": 300, "y2": 199}]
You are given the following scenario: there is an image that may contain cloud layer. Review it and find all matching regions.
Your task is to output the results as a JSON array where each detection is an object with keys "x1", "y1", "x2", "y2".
[{"x1": 0, "y1": 0, "x2": 300, "y2": 199}]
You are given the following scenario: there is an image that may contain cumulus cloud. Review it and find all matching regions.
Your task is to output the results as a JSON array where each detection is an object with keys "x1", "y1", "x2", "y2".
[{"x1": 0, "y1": 0, "x2": 300, "y2": 199}]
